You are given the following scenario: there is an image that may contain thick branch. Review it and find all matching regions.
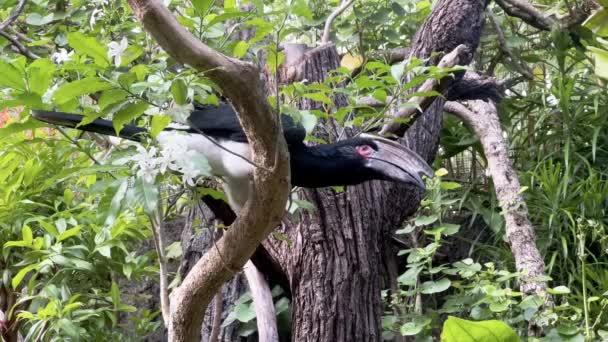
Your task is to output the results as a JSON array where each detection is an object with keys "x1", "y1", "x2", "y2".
[
  {"x1": 444, "y1": 100, "x2": 547, "y2": 295},
  {"x1": 125, "y1": 1, "x2": 290, "y2": 341},
  {"x1": 495, "y1": 0, "x2": 593, "y2": 30},
  {"x1": 379, "y1": 44, "x2": 471, "y2": 137},
  {"x1": 321, "y1": 0, "x2": 355, "y2": 44}
]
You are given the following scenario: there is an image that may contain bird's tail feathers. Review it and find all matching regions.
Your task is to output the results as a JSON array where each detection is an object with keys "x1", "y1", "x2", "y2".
[{"x1": 31, "y1": 110, "x2": 147, "y2": 141}]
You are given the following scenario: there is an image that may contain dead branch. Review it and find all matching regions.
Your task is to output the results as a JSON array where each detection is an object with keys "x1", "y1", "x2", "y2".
[
  {"x1": 321, "y1": 0, "x2": 355, "y2": 44},
  {"x1": 444, "y1": 100, "x2": 548, "y2": 295},
  {"x1": 378, "y1": 44, "x2": 471, "y2": 137},
  {"x1": 125, "y1": 1, "x2": 290, "y2": 341},
  {"x1": 244, "y1": 261, "x2": 278, "y2": 342}
]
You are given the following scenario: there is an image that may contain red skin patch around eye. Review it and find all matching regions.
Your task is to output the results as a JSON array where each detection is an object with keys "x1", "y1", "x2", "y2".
[{"x1": 356, "y1": 145, "x2": 374, "y2": 158}]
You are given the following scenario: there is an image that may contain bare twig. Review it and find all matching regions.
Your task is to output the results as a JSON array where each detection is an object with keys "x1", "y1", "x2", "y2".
[
  {"x1": 0, "y1": 31, "x2": 39, "y2": 60},
  {"x1": 0, "y1": 0, "x2": 27, "y2": 31},
  {"x1": 444, "y1": 100, "x2": 548, "y2": 295},
  {"x1": 149, "y1": 201, "x2": 171, "y2": 323},
  {"x1": 487, "y1": 11, "x2": 534, "y2": 80},
  {"x1": 321, "y1": 0, "x2": 355, "y2": 44}
]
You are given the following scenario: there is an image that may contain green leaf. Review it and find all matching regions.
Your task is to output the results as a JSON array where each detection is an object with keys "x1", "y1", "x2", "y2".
[
  {"x1": 548, "y1": 285, "x2": 571, "y2": 295},
  {"x1": 170, "y1": 79, "x2": 188, "y2": 105},
  {"x1": 415, "y1": 215, "x2": 438, "y2": 226},
  {"x1": 22, "y1": 225, "x2": 33, "y2": 244},
  {"x1": 302, "y1": 92, "x2": 333, "y2": 106},
  {"x1": 120, "y1": 45, "x2": 144, "y2": 66},
  {"x1": 151, "y1": 114, "x2": 172, "y2": 138},
  {"x1": 583, "y1": 9, "x2": 608, "y2": 36},
  {"x1": 25, "y1": 13, "x2": 54, "y2": 26},
  {"x1": 27, "y1": 58, "x2": 56, "y2": 95},
  {"x1": 68, "y1": 32, "x2": 109, "y2": 67},
  {"x1": 165, "y1": 242, "x2": 183, "y2": 259},
  {"x1": 0, "y1": 60, "x2": 25, "y2": 91},
  {"x1": 420, "y1": 278, "x2": 451, "y2": 294},
  {"x1": 233, "y1": 41, "x2": 249, "y2": 58},
  {"x1": 38, "y1": 220, "x2": 59, "y2": 237},
  {"x1": 440, "y1": 181, "x2": 461, "y2": 190},
  {"x1": 113, "y1": 101, "x2": 148, "y2": 135},
  {"x1": 587, "y1": 46, "x2": 608, "y2": 80},
  {"x1": 58, "y1": 227, "x2": 81, "y2": 242},
  {"x1": 132, "y1": 178, "x2": 159, "y2": 215},
  {"x1": 12, "y1": 264, "x2": 37, "y2": 289},
  {"x1": 98, "y1": 89, "x2": 129, "y2": 110},
  {"x1": 192, "y1": 0, "x2": 214, "y2": 14},
  {"x1": 110, "y1": 282, "x2": 120, "y2": 306},
  {"x1": 391, "y1": 62, "x2": 405, "y2": 82},
  {"x1": 53, "y1": 77, "x2": 114, "y2": 104},
  {"x1": 234, "y1": 303, "x2": 256, "y2": 322},
  {"x1": 441, "y1": 316, "x2": 520, "y2": 342}
]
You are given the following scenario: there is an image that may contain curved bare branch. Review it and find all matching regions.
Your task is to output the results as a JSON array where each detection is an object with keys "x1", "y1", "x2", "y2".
[
  {"x1": 0, "y1": 0, "x2": 27, "y2": 31},
  {"x1": 124, "y1": 1, "x2": 290, "y2": 340},
  {"x1": 321, "y1": 0, "x2": 355, "y2": 44}
]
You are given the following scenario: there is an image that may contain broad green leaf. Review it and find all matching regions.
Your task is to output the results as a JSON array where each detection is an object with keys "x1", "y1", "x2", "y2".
[
  {"x1": 420, "y1": 278, "x2": 451, "y2": 294},
  {"x1": 38, "y1": 220, "x2": 59, "y2": 237},
  {"x1": 25, "y1": 13, "x2": 54, "y2": 26},
  {"x1": 12, "y1": 264, "x2": 37, "y2": 289},
  {"x1": 441, "y1": 316, "x2": 520, "y2": 342},
  {"x1": 58, "y1": 227, "x2": 81, "y2": 242},
  {"x1": 120, "y1": 45, "x2": 144, "y2": 66},
  {"x1": 22, "y1": 225, "x2": 33, "y2": 244},
  {"x1": 112, "y1": 101, "x2": 148, "y2": 134},
  {"x1": 27, "y1": 58, "x2": 56, "y2": 95},
  {"x1": 234, "y1": 303, "x2": 256, "y2": 322},
  {"x1": 192, "y1": 0, "x2": 213, "y2": 14},
  {"x1": 391, "y1": 62, "x2": 405, "y2": 82},
  {"x1": 548, "y1": 285, "x2": 571, "y2": 295},
  {"x1": 440, "y1": 181, "x2": 461, "y2": 190},
  {"x1": 110, "y1": 282, "x2": 120, "y2": 306},
  {"x1": 68, "y1": 32, "x2": 109, "y2": 67},
  {"x1": 53, "y1": 77, "x2": 114, "y2": 104},
  {"x1": 151, "y1": 114, "x2": 172, "y2": 138},
  {"x1": 171, "y1": 79, "x2": 188, "y2": 105},
  {"x1": 583, "y1": 9, "x2": 608, "y2": 36},
  {"x1": 302, "y1": 92, "x2": 333, "y2": 106},
  {"x1": 233, "y1": 41, "x2": 249, "y2": 58},
  {"x1": 587, "y1": 46, "x2": 608, "y2": 80},
  {"x1": 98, "y1": 89, "x2": 129, "y2": 110},
  {"x1": 415, "y1": 215, "x2": 438, "y2": 226},
  {"x1": 132, "y1": 178, "x2": 159, "y2": 215},
  {"x1": 165, "y1": 242, "x2": 183, "y2": 259},
  {"x1": 0, "y1": 60, "x2": 25, "y2": 91}
]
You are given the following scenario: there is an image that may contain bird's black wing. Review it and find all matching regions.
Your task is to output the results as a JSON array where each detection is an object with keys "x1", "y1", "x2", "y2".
[{"x1": 188, "y1": 103, "x2": 306, "y2": 145}]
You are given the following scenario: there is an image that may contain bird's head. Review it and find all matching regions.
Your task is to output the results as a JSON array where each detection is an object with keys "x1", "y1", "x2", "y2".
[{"x1": 341, "y1": 133, "x2": 433, "y2": 189}]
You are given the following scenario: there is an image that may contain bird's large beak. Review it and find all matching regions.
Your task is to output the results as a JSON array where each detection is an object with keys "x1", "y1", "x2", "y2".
[{"x1": 361, "y1": 133, "x2": 433, "y2": 189}]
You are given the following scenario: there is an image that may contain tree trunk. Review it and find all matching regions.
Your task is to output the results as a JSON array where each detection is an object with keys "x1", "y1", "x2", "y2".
[{"x1": 261, "y1": 1, "x2": 488, "y2": 341}]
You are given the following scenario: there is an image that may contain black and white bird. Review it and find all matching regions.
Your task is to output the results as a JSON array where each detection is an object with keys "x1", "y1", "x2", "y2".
[{"x1": 32, "y1": 103, "x2": 432, "y2": 210}]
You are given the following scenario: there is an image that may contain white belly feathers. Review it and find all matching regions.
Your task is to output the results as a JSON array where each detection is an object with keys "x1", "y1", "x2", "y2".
[{"x1": 156, "y1": 130, "x2": 253, "y2": 211}]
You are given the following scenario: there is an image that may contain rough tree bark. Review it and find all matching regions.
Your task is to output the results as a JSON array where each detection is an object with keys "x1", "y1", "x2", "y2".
[{"x1": 254, "y1": 1, "x2": 490, "y2": 341}]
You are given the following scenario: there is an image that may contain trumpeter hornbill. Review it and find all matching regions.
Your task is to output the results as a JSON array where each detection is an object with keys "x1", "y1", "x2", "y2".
[{"x1": 32, "y1": 103, "x2": 432, "y2": 210}]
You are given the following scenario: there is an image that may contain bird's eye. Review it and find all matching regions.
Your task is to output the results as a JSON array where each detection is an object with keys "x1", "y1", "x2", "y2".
[{"x1": 356, "y1": 145, "x2": 374, "y2": 158}]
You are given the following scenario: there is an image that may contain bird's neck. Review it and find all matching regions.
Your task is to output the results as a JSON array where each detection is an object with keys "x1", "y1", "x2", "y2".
[{"x1": 289, "y1": 143, "x2": 370, "y2": 188}]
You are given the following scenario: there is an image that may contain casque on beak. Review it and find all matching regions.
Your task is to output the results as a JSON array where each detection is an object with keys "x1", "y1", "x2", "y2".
[{"x1": 361, "y1": 133, "x2": 434, "y2": 189}]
